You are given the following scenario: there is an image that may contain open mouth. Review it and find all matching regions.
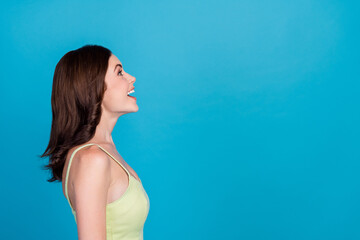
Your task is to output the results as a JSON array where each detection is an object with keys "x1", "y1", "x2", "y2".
[
  {"x1": 127, "y1": 89, "x2": 135, "y2": 96},
  {"x1": 127, "y1": 89, "x2": 136, "y2": 99}
]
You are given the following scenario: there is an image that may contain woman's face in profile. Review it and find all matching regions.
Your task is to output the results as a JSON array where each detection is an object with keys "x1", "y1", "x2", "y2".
[{"x1": 102, "y1": 54, "x2": 138, "y2": 114}]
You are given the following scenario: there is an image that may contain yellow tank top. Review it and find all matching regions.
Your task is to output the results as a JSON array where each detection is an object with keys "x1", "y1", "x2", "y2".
[{"x1": 64, "y1": 143, "x2": 150, "y2": 240}]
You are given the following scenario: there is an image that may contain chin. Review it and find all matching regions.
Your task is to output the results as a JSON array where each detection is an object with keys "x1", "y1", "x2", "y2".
[
  {"x1": 129, "y1": 105, "x2": 139, "y2": 113},
  {"x1": 118, "y1": 106, "x2": 139, "y2": 115}
]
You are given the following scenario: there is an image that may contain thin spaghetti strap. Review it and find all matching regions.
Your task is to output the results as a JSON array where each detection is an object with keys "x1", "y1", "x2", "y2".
[
  {"x1": 64, "y1": 143, "x2": 133, "y2": 210},
  {"x1": 92, "y1": 144, "x2": 142, "y2": 184},
  {"x1": 91, "y1": 143, "x2": 131, "y2": 177}
]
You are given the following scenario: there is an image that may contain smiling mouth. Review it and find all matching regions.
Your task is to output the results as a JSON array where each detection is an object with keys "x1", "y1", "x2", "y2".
[
  {"x1": 127, "y1": 89, "x2": 136, "y2": 100},
  {"x1": 127, "y1": 89, "x2": 135, "y2": 96}
]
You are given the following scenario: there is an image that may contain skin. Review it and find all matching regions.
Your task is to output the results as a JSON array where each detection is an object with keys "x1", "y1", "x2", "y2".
[{"x1": 61, "y1": 54, "x2": 140, "y2": 240}]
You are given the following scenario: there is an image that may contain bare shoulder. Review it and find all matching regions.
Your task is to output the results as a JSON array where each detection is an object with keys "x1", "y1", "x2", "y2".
[
  {"x1": 70, "y1": 145, "x2": 111, "y2": 239},
  {"x1": 72, "y1": 145, "x2": 112, "y2": 184}
]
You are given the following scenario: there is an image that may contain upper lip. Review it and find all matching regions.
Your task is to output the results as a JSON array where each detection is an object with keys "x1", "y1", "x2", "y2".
[{"x1": 128, "y1": 87, "x2": 135, "y2": 91}]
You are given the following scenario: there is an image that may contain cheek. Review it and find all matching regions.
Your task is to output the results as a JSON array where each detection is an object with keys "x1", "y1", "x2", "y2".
[
  {"x1": 106, "y1": 87, "x2": 126, "y2": 101},
  {"x1": 113, "y1": 80, "x2": 128, "y2": 93},
  {"x1": 102, "y1": 84, "x2": 128, "y2": 108}
]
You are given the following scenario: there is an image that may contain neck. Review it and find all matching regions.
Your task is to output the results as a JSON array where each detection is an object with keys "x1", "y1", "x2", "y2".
[{"x1": 89, "y1": 108, "x2": 122, "y2": 146}]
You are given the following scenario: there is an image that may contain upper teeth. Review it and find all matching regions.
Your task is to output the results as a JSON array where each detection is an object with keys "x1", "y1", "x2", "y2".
[{"x1": 127, "y1": 89, "x2": 135, "y2": 95}]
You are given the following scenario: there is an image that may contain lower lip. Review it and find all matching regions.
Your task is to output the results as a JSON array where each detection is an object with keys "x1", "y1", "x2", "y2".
[{"x1": 128, "y1": 95, "x2": 136, "y2": 100}]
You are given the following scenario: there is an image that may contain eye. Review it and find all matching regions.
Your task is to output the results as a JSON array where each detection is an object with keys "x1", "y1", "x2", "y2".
[{"x1": 117, "y1": 69, "x2": 124, "y2": 76}]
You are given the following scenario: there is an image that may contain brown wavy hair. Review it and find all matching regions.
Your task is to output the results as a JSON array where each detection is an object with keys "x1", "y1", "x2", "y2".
[{"x1": 39, "y1": 44, "x2": 112, "y2": 182}]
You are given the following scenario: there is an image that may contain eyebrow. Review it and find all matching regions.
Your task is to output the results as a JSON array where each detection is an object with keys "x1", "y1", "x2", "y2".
[{"x1": 114, "y1": 63, "x2": 123, "y2": 72}]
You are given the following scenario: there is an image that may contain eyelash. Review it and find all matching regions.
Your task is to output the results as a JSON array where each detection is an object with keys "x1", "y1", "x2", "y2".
[{"x1": 118, "y1": 69, "x2": 124, "y2": 76}]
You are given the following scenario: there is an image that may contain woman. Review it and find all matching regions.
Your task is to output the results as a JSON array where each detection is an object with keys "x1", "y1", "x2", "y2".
[{"x1": 40, "y1": 45, "x2": 150, "y2": 240}]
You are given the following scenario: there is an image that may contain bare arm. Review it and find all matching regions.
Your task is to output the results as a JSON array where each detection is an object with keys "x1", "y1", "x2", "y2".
[{"x1": 72, "y1": 147, "x2": 111, "y2": 240}]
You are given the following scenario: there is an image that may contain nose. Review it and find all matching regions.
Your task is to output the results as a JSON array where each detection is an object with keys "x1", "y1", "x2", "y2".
[{"x1": 129, "y1": 75, "x2": 136, "y2": 84}]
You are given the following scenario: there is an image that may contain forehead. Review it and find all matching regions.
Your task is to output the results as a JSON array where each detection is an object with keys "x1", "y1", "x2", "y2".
[{"x1": 109, "y1": 54, "x2": 122, "y2": 68}]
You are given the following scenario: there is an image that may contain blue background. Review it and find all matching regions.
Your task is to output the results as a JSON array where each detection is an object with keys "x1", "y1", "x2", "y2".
[{"x1": 1, "y1": 0, "x2": 359, "y2": 239}]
